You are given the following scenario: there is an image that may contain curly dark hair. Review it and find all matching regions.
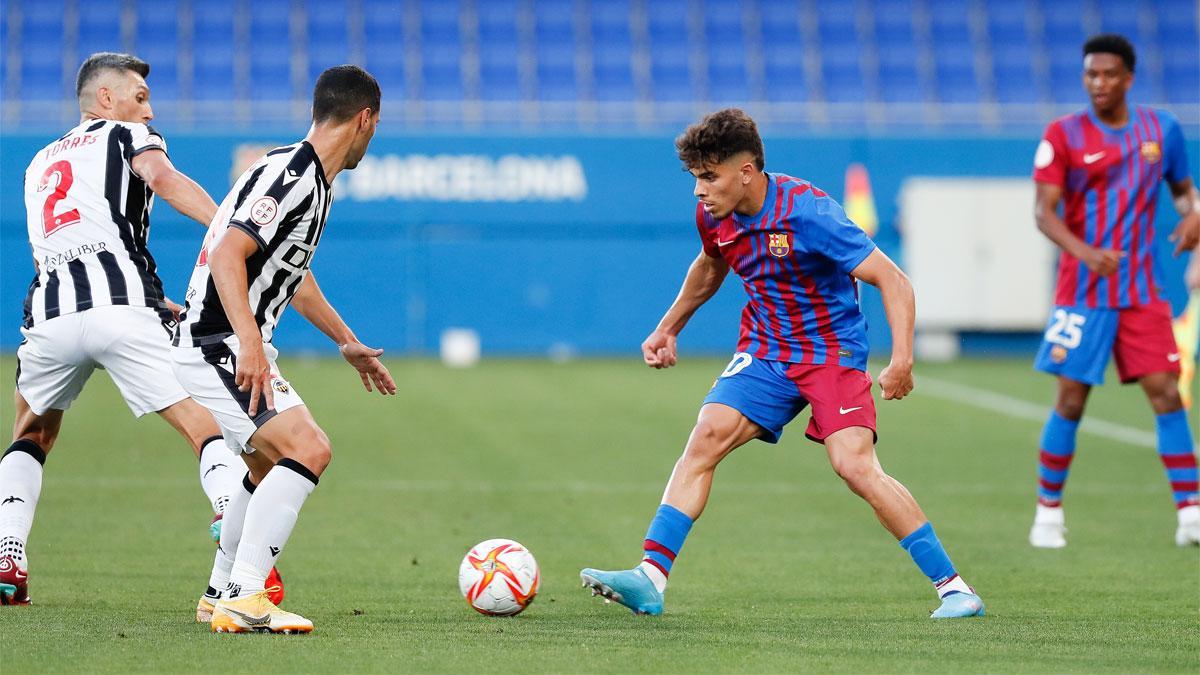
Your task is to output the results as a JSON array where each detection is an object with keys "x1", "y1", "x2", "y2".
[
  {"x1": 675, "y1": 108, "x2": 765, "y2": 172},
  {"x1": 1083, "y1": 34, "x2": 1136, "y2": 72}
]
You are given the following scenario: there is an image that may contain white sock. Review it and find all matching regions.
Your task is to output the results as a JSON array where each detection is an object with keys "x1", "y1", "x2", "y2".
[
  {"x1": 198, "y1": 436, "x2": 242, "y2": 515},
  {"x1": 0, "y1": 441, "x2": 47, "y2": 569},
  {"x1": 638, "y1": 561, "x2": 668, "y2": 593},
  {"x1": 1179, "y1": 505, "x2": 1200, "y2": 526},
  {"x1": 935, "y1": 575, "x2": 973, "y2": 599},
  {"x1": 1035, "y1": 503, "x2": 1064, "y2": 525},
  {"x1": 207, "y1": 473, "x2": 255, "y2": 596},
  {"x1": 228, "y1": 460, "x2": 317, "y2": 597}
]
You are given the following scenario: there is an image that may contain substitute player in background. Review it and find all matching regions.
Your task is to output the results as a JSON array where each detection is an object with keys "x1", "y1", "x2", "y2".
[
  {"x1": 172, "y1": 65, "x2": 395, "y2": 634},
  {"x1": 1029, "y1": 35, "x2": 1200, "y2": 548},
  {"x1": 0, "y1": 53, "x2": 263, "y2": 606},
  {"x1": 580, "y1": 109, "x2": 984, "y2": 619}
]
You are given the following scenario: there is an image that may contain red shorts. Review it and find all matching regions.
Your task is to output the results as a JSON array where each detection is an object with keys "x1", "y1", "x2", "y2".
[
  {"x1": 790, "y1": 364, "x2": 878, "y2": 444},
  {"x1": 1114, "y1": 301, "x2": 1181, "y2": 384}
]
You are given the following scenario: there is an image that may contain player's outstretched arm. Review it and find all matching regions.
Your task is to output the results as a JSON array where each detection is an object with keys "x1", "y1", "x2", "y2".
[
  {"x1": 850, "y1": 249, "x2": 914, "y2": 400},
  {"x1": 1168, "y1": 177, "x2": 1200, "y2": 255},
  {"x1": 291, "y1": 273, "x2": 396, "y2": 395},
  {"x1": 1035, "y1": 182, "x2": 1123, "y2": 276},
  {"x1": 208, "y1": 227, "x2": 273, "y2": 416},
  {"x1": 131, "y1": 149, "x2": 218, "y2": 227},
  {"x1": 643, "y1": 250, "x2": 730, "y2": 369}
]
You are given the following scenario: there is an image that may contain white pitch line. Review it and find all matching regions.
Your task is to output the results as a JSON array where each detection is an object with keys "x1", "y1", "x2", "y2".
[{"x1": 915, "y1": 375, "x2": 1157, "y2": 449}]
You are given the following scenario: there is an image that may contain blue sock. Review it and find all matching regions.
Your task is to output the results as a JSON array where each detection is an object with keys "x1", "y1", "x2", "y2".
[
  {"x1": 1155, "y1": 410, "x2": 1199, "y2": 509},
  {"x1": 640, "y1": 504, "x2": 693, "y2": 583},
  {"x1": 899, "y1": 522, "x2": 967, "y2": 598},
  {"x1": 1038, "y1": 411, "x2": 1080, "y2": 507}
]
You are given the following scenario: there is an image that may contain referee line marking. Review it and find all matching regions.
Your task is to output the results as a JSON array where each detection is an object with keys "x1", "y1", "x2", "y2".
[{"x1": 915, "y1": 375, "x2": 1156, "y2": 449}]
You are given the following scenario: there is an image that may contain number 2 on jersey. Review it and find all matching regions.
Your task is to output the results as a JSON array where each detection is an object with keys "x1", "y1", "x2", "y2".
[{"x1": 38, "y1": 160, "x2": 81, "y2": 237}]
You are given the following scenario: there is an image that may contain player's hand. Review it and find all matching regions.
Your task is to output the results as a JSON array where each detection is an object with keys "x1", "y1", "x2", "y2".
[
  {"x1": 1169, "y1": 212, "x2": 1200, "y2": 256},
  {"x1": 1081, "y1": 246, "x2": 1124, "y2": 276},
  {"x1": 235, "y1": 341, "x2": 274, "y2": 417},
  {"x1": 641, "y1": 330, "x2": 678, "y2": 369},
  {"x1": 878, "y1": 361, "x2": 914, "y2": 401},
  {"x1": 164, "y1": 298, "x2": 184, "y2": 322},
  {"x1": 339, "y1": 341, "x2": 397, "y2": 395},
  {"x1": 1187, "y1": 255, "x2": 1200, "y2": 291}
]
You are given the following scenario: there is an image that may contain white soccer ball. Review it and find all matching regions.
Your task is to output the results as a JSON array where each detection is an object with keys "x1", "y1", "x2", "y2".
[{"x1": 458, "y1": 538, "x2": 540, "y2": 616}]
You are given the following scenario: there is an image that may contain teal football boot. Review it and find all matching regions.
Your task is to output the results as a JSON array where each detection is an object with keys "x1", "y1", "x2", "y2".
[
  {"x1": 930, "y1": 591, "x2": 985, "y2": 619},
  {"x1": 580, "y1": 567, "x2": 663, "y2": 615}
]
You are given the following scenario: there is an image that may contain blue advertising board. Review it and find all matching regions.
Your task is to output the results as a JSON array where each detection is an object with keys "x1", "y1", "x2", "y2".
[{"x1": 2, "y1": 130, "x2": 1196, "y2": 356}]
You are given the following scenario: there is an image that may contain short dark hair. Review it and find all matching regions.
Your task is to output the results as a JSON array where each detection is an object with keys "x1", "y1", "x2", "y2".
[
  {"x1": 76, "y1": 52, "x2": 150, "y2": 99},
  {"x1": 312, "y1": 65, "x2": 381, "y2": 123},
  {"x1": 1083, "y1": 34, "x2": 1136, "y2": 72},
  {"x1": 675, "y1": 108, "x2": 765, "y2": 172}
]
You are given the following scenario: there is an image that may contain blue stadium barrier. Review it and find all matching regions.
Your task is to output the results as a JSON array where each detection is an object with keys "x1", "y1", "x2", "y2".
[{"x1": 2, "y1": 133, "x2": 1195, "y2": 356}]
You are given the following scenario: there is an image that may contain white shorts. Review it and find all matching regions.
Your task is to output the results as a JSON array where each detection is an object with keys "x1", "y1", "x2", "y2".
[
  {"x1": 16, "y1": 305, "x2": 188, "y2": 417},
  {"x1": 170, "y1": 335, "x2": 304, "y2": 454}
]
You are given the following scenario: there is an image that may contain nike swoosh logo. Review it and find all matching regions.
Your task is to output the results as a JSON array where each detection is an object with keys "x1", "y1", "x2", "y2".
[
  {"x1": 1167, "y1": 353, "x2": 1181, "y2": 362},
  {"x1": 1083, "y1": 152, "x2": 1106, "y2": 164},
  {"x1": 222, "y1": 607, "x2": 271, "y2": 626},
  {"x1": 839, "y1": 406, "x2": 863, "y2": 415},
  {"x1": 717, "y1": 239, "x2": 736, "y2": 247}
]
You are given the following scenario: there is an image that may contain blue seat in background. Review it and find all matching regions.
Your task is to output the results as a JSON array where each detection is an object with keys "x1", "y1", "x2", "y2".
[
  {"x1": 76, "y1": 0, "x2": 124, "y2": 61},
  {"x1": 307, "y1": 0, "x2": 350, "y2": 85},
  {"x1": 704, "y1": 0, "x2": 749, "y2": 101},
  {"x1": 1161, "y1": 44, "x2": 1200, "y2": 104},
  {"x1": 421, "y1": 0, "x2": 463, "y2": 100},
  {"x1": 363, "y1": 0, "x2": 406, "y2": 97},
  {"x1": 591, "y1": 36, "x2": 636, "y2": 102},
  {"x1": 821, "y1": 44, "x2": 868, "y2": 103},
  {"x1": 536, "y1": 39, "x2": 577, "y2": 101},
  {"x1": 991, "y1": 40, "x2": 1041, "y2": 103},
  {"x1": 191, "y1": 0, "x2": 237, "y2": 101},
  {"x1": 247, "y1": 0, "x2": 293, "y2": 101},
  {"x1": 22, "y1": 1, "x2": 67, "y2": 101},
  {"x1": 132, "y1": 0, "x2": 180, "y2": 100}
]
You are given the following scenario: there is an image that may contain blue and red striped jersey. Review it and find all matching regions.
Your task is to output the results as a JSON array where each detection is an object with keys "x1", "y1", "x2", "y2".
[
  {"x1": 696, "y1": 173, "x2": 876, "y2": 369},
  {"x1": 1033, "y1": 105, "x2": 1190, "y2": 309}
]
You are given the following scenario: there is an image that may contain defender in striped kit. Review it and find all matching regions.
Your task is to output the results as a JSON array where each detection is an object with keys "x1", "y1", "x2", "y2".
[
  {"x1": 1, "y1": 53, "x2": 262, "y2": 608},
  {"x1": 581, "y1": 109, "x2": 983, "y2": 619},
  {"x1": 1028, "y1": 35, "x2": 1200, "y2": 549},
  {"x1": 172, "y1": 66, "x2": 396, "y2": 634}
]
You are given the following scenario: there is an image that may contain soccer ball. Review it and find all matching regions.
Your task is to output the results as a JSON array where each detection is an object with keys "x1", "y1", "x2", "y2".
[{"x1": 458, "y1": 538, "x2": 540, "y2": 616}]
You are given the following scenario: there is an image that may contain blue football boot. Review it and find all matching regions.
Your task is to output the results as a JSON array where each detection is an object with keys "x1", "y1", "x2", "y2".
[
  {"x1": 580, "y1": 567, "x2": 663, "y2": 615},
  {"x1": 930, "y1": 591, "x2": 985, "y2": 619}
]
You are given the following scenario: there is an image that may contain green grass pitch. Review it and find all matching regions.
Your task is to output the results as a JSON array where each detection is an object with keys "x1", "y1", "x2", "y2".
[{"x1": 1, "y1": 356, "x2": 1196, "y2": 673}]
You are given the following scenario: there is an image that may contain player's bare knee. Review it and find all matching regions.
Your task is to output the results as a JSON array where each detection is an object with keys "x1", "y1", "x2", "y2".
[
  {"x1": 683, "y1": 421, "x2": 731, "y2": 469},
  {"x1": 1146, "y1": 388, "x2": 1183, "y2": 415},
  {"x1": 1054, "y1": 382, "x2": 1089, "y2": 419},
  {"x1": 285, "y1": 425, "x2": 332, "y2": 475}
]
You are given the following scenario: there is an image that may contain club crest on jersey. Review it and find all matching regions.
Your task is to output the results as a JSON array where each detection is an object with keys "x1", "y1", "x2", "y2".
[
  {"x1": 250, "y1": 196, "x2": 279, "y2": 225},
  {"x1": 272, "y1": 378, "x2": 291, "y2": 394},
  {"x1": 767, "y1": 232, "x2": 791, "y2": 257},
  {"x1": 1140, "y1": 141, "x2": 1161, "y2": 163},
  {"x1": 1050, "y1": 345, "x2": 1068, "y2": 364}
]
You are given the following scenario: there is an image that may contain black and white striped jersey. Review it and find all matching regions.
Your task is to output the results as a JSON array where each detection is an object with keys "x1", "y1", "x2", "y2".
[
  {"x1": 22, "y1": 119, "x2": 172, "y2": 328},
  {"x1": 174, "y1": 141, "x2": 332, "y2": 347}
]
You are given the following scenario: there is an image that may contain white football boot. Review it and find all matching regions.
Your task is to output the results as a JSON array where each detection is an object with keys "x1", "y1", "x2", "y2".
[{"x1": 1029, "y1": 504, "x2": 1067, "y2": 548}]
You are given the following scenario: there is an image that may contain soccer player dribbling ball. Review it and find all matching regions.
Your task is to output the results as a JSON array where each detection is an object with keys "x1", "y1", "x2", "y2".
[
  {"x1": 0, "y1": 52, "x2": 274, "y2": 607},
  {"x1": 580, "y1": 109, "x2": 984, "y2": 619},
  {"x1": 1027, "y1": 34, "x2": 1200, "y2": 549},
  {"x1": 171, "y1": 65, "x2": 396, "y2": 634}
]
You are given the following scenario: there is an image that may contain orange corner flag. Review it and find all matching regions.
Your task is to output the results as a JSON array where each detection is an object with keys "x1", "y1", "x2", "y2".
[{"x1": 843, "y1": 163, "x2": 878, "y2": 237}]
